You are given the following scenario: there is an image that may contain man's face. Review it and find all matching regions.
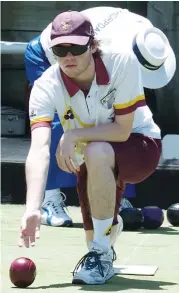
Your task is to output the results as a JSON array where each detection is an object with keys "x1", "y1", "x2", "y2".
[{"x1": 55, "y1": 43, "x2": 94, "y2": 78}]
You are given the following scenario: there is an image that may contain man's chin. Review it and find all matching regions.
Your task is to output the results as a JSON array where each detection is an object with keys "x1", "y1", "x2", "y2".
[{"x1": 64, "y1": 71, "x2": 78, "y2": 78}]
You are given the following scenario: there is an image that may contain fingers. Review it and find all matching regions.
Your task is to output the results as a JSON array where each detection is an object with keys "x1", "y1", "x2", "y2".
[
  {"x1": 70, "y1": 158, "x2": 80, "y2": 172},
  {"x1": 18, "y1": 232, "x2": 24, "y2": 247},
  {"x1": 18, "y1": 229, "x2": 30, "y2": 248},
  {"x1": 56, "y1": 154, "x2": 78, "y2": 173},
  {"x1": 18, "y1": 232, "x2": 39, "y2": 248},
  {"x1": 23, "y1": 235, "x2": 30, "y2": 248},
  {"x1": 18, "y1": 219, "x2": 27, "y2": 247},
  {"x1": 35, "y1": 226, "x2": 40, "y2": 239},
  {"x1": 56, "y1": 154, "x2": 72, "y2": 173},
  {"x1": 18, "y1": 212, "x2": 41, "y2": 248},
  {"x1": 18, "y1": 227, "x2": 40, "y2": 248},
  {"x1": 65, "y1": 157, "x2": 77, "y2": 173},
  {"x1": 29, "y1": 235, "x2": 36, "y2": 247},
  {"x1": 58, "y1": 160, "x2": 73, "y2": 173}
]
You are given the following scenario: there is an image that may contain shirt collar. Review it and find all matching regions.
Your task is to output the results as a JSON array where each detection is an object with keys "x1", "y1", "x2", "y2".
[{"x1": 60, "y1": 56, "x2": 110, "y2": 97}]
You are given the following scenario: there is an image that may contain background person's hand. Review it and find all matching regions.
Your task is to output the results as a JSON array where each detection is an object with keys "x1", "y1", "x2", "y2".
[{"x1": 18, "y1": 210, "x2": 41, "y2": 248}]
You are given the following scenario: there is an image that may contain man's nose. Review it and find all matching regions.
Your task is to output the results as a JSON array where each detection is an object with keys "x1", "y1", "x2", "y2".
[{"x1": 66, "y1": 52, "x2": 75, "y2": 59}]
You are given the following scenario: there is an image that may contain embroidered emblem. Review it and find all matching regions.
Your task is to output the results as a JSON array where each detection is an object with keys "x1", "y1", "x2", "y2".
[{"x1": 61, "y1": 22, "x2": 72, "y2": 31}]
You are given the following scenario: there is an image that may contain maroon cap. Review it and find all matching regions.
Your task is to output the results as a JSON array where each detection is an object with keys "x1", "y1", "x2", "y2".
[{"x1": 50, "y1": 11, "x2": 94, "y2": 48}]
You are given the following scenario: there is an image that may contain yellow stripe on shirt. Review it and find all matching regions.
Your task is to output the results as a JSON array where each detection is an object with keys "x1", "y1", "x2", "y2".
[
  {"x1": 30, "y1": 117, "x2": 52, "y2": 126},
  {"x1": 114, "y1": 94, "x2": 145, "y2": 110}
]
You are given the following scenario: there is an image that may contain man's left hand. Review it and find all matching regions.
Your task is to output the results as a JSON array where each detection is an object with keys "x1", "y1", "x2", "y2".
[{"x1": 56, "y1": 131, "x2": 80, "y2": 173}]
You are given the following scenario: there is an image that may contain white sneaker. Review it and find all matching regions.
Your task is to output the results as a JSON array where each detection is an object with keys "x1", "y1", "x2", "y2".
[
  {"x1": 72, "y1": 242, "x2": 114, "y2": 285},
  {"x1": 119, "y1": 198, "x2": 133, "y2": 212},
  {"x1": 41, "y1": 191, "x2": 73, "y2": 227}
]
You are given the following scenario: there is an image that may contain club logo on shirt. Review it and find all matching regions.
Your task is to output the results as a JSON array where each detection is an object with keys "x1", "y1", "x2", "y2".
[
  {"x1": 29, "y1": 109, "x2": 37, "y2": 118},
  {"x1": 100, "y1": 89, "x2": 116, "y2": 108},
  {"x1": 61, "y1": 104, "x2": 95, "y2": 131},
  {"x1": 64, "y1": 109, "x2": 74, "y2": 120}
]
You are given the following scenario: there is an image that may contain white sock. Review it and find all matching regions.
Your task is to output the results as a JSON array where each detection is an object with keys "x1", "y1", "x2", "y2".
[
  {"x1": 44, "y1": 189, "x2": 61, "y2": 203},
  {"x1": 92, "y1": 217, "x2": 113, "y2": 249}
]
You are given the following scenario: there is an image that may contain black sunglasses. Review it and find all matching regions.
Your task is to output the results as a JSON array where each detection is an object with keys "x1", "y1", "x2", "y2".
[{"x1": 52, "y1": 39, "x2": 92, "y2": 57}]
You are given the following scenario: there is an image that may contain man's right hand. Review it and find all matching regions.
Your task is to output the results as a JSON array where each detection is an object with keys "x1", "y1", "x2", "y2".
[{"x1": 18, "y1": 210, "x2": 41, "y2": 248}]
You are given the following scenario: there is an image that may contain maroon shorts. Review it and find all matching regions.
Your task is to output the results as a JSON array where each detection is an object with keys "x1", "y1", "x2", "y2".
[{"x1": 77, "y1": 133, "x2": 162, "y2": 230}]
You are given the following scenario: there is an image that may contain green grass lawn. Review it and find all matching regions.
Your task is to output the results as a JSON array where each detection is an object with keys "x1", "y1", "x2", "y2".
[{"x1": 1, "y1": 205, "x2": 179, "y2": 293}]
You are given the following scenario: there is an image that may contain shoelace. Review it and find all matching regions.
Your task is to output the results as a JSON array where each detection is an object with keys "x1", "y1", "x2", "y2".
[
  {"x1": 44, "y1": 192, "x2": 70, "y2": 216},
  {"x1": 72, "y1": 251, "x2": 104, "y2": 277}
]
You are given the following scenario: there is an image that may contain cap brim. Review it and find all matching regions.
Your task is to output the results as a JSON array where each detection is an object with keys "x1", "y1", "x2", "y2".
[
  {"x1": 50, "y1": 35, "x2": 90, "y2": 48},
  {"x1": 140, "y1": 45, "x2": 176, "y2": 89}
]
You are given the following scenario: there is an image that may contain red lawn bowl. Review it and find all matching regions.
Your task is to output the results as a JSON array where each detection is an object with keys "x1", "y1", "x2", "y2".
[{"x1": 9, "y1": 257, "x2": 36, "y2": 288}]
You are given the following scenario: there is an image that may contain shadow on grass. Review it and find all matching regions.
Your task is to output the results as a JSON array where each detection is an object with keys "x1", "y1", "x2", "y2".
[
  {"x1": 70, "y1": 225, "x2": 179, "y2": 233},
  {"x1": 43, "y1": 222, "x2": 84, "y2": 229},
  {"x1": 72, "y1": 222, "x2": 84, "y2": 229},
  {"x1": 27, "y1": 275, "x2": 178, "y2": 291},
  {"x1": 138, "y1": 226, "x2": 179, "y2": 235}
]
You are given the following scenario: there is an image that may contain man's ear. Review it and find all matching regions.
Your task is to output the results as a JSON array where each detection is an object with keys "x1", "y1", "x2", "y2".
[{"x1": 91, "y1": 39, "x2": 98, "y2": 54}]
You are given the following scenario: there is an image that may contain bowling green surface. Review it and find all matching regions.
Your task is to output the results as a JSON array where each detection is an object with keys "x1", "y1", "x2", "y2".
[{"x1": 1, "y1": 205, "x2": 179, "y2": 293}]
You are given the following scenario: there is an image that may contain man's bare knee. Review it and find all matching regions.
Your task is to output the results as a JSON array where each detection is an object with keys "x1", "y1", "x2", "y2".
[
  {"x1": 84, "y1": 142, "x2": 115, "y2": 168},
  {"x1": 84, "y1": 142, "x2": 116, "y2": 219}
]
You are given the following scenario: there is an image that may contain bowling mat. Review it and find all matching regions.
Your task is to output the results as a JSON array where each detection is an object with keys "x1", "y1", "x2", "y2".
[{"x1": 114, "y1": 264, "x2": 158, "y2": 276}]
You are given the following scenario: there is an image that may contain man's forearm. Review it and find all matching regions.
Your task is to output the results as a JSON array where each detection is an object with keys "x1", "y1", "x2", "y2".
[
  {"x1": 25, "y1": 147, "x2": 50, "y2": 211},
  {"x1": 71, "y1": 122, "x2": 130, "y2": 143}
]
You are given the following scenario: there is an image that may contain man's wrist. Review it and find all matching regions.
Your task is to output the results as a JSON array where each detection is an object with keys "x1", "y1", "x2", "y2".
[
  {"x1": 25, "y1": 206, "x2": 41, "y2": 212},
  {"x1": 26, "y1": 198, "x2": 42, "y2": 212}
]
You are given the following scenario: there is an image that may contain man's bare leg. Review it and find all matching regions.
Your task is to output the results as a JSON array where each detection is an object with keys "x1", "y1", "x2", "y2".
[
  {"x1": 84, "y1": 142, "x2": 116, "y2": 248},
  {"x1": 72, "y1": 142, "x2": 116, "y2": 284}
]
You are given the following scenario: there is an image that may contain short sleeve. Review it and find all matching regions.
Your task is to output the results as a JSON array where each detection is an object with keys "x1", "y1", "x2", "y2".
[
  {"x1": 113, "y1": 51, "x2": 146, "y2": 115},
  {"x1": 29, "y1": 78, "x2": 55, "y2": 130}
]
